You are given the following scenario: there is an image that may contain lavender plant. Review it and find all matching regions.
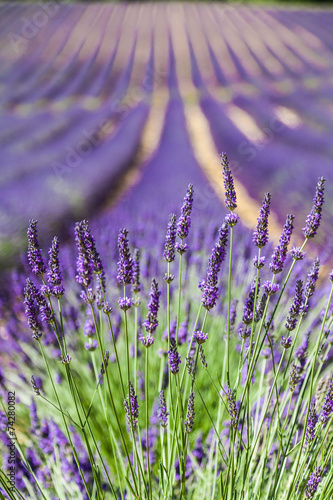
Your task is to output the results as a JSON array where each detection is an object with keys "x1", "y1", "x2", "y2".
[{"x1": 1, "y1": 166, "x2": 333, "y2": 500}]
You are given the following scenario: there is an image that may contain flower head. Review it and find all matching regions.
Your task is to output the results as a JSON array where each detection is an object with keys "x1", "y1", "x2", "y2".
[
  {"x1": 306, "y1": 400, "x2": 318, "y2": 445},
  {"x1": 305, "y1": 258, "x2": 320, "y2": 299},
  {"x1": 124, "y1": 381, "x2": 139, "y2": 431},
  {"x1": 164, "y1": 214, "x2": 177, "y2": 262},
  {"x1": 158, "y1": 391, "x2": 169, "y2": 428},
  {"x1": 132, "y1": 248, "x2": 141, "y2": 293},
  {"x1": 285, "y1": 279, "x2": 303, "y2": 331},
  {"x1": 269, "y1": 214, "x2": 294, "y2": 274},
  {"x1": 168, "y1": 338, "x2": 181, "y2": 374},
  {"x1": 195, "y1": 331, "x2": 208, "y2": 345},
  {"x1": 184, "y1": 392, "x2": 195, "y2": 433},
  {"x1": 143, "y1": 279, "x2": 161, "y2": 335},
  {"x1": 227, "y1": 388, "x2": 238, "y2": 428},
  {"x1": 304, "y1": 466, "x2": 322, "y2": 499},
  {"x1": 47, "y1": 237, "x2": 64, "y2": 297},
  {"x1": 117, "y1": 229, "x2": 134, "y2": 286}
]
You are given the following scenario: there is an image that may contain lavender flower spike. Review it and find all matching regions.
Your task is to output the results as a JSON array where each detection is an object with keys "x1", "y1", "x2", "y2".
[
  {"x1": 132, "y1": 248, "x2": 141, "y2": 293},
  {"x1": 320, "y1": 377, "x2": 333, "y2": 424},
  {"x1": 304, "y1": 466, "x2": 322, "y2": 499},
  {"x1": 303, "y1": 177, "x2": 325, "y2": 239},
  {"x1": 306, "y1": 399, "x2": 318, "y2": 445},
  {"x1": 184, "y1": 392, "x2": 195, "y2": 433},
  {"x1": 285, "y1": 279, "x2": 303, "y2": 331},
  {"x1": 24, "y1": 279, "x2": 40, "y2": 339},
  {"x1": 117, "y1": 228, "x2": 134, "y2": 286},
  {"x1": 143, "y1": 279, "x2": 161, "y2": 335},
  {"x1": 47, "y1": 237, "x2": 64, "y2": 297},
  {"x1": 177, "y1": 184, "x2": 194, "y2": 240},
  {"x1": 269, "y1": 214, "x2": 294, "y2": 274},
  {"x1": 124, "y1": 381, "x2": 139, "y2": 431},
  {"x1": 168, "y1": 338, "x2": 181, "y2": 374},
  {"x1": 27, "y1": 220, "x2": 46, "y2": 276},
  {"x1": 221, "y1": 152, "x2": 237, "y2": 211},
  {"x1": 158, "y1": 391, "x2": 169, "y2": 428},
  {"x1": 75, "y1": 221, "x2": 92, "y2": 287},
  {"x1": 304, "y1": 258, "x2": 320, "y2": 299},
  {"x1": 164, "y1": 214, "x2": 177, "y2": 262},
  {"x1": 253, "y1": 192, "x2": 271, "y2": 248},
  {"x1": 227, "y1": 388, "x2": 238, "y2": 428}
]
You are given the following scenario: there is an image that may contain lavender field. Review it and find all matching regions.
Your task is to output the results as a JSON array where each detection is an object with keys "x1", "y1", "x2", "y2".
[{"x1": 1, "y1": 3, "x2": 333, "y2": 500}]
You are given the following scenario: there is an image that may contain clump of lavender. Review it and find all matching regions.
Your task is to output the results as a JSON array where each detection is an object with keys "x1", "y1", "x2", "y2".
[
  {"x1": 303, "y1": 177, "x2": 325, "y2": 239},
  {"x1": 158, "y1": 391, "x2": 169, "y2": 428},
  {"x1": 253, "y1": 192, "x2": 271, "y2": 248},
  {"x1": 221, "y1": 152, "x2": 237, "y2": 211},
  {"x1": 124, "y1": 381, "x2": 139, "y2": 432},
  {"x1": 27, "y1": 220, "x2": 46, "y2": 276},
  {"x1": 269, "y1": 214, "x2": 294, "y2": 274},
  {"x1": 200, "y1": 221, "x2": 229, "y2": 310},
  {"x1": 184, "y1": 392, "x2": 195, "y2": 433},
  {"x1": 304, "y1": 466, "x2": 322, "y2": 498},
  {"x1": 168, "y1": 338, "x2": 181, "y2": 374},
  {"x1": 117, "y1": 228, "x2": 134, "y2": 286}
]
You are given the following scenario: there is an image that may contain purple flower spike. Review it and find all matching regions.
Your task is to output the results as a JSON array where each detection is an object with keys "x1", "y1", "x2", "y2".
[
  {"x1": 177, "y1": 184, "x2": 194, "y2": 240},
  {"x1": 281, "y1": 336, "x2": 292, "y2": 349},
  {"x1": 305, "y1": 258, "x2": 320, "y2": 299},
  {"x1": 143, "y1": 279, "x2": 161, "y2": 335},
  {"x1": 132, "y1": 248, "x2": 141, "y2": 293},
  {"x1": 75, "y1": 221, "x2": 93, "y2": 288},
  {"x1": 285, "y1": 280, "x2": 303, "y2": 331},
  {"x1": 270, "y1": 214, "x2": 294, "y2": 274},
  {"x1": 168, "y1": 338, "x2": 181, "y2": 374},
  {"x1": 200, "y1": 221, "x2": 229, "y2": 310},
  {"x1": 221, "y1": 152, "x2": 237, "y2": 211},
  {"x1": 243, "y1": 279, "x2": 259, "y2": 324},
  {"x1": 47, "y1": 237, "x2": 64, "y2": 297},
  {"x1": 195, "y1": 331, "x2": 208, "y2": 345},
  {"x1": 31, "y1": 375, "x2": 41, "y2": 396},
  {"x1": 253, "y1": 193, "x2": 271, "y2": 248},
  {"x1": 304, "y1": 466, "x2": 322, "y2": 499},
  {"x1": 303, "y1": 177, "x2": 325, "y2": 239},
  {"x1": 320, "y1": 378, "x2": 333, "y2": 424},
  {"x1": 225, "y1": 213, "x2": 239, "y2": 227},
  {"x1": 158, "y1": 391, "x2": 169, "y2": 428},
  {"x1": 164, "y1": 214, "x2": 177, "y2": 262},
  {"x1": 117, "y1": 228, "x2": 134, "y2": 286},
  {"x1": 306, "y1": 400, "x2": 318, "y2": 445},
  {"x1": 124, "y1": 381, "x2": 139, "y2": 431},
  {"x1": 227, "y1": 388, "x2": 238, "y2": 428},
  {"x1": 263, "y1": 281, "x2": 280, "y2": 296},
  {"x1": 27, "y1": 220, "x2": 46, "y2": 276},
  {"x1": 184, "y1": 392, "x2": 195, "y2": 433}
]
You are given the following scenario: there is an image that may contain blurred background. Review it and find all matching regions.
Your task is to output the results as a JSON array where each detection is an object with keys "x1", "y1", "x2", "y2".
[{"x1": 1, "y1": 1, "x2": 333, "y2": 266}]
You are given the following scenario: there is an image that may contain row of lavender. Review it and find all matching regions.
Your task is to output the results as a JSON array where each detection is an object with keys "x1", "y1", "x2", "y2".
[{"x1": 1, "y1": 4, "x2": 333, "y2": 261}]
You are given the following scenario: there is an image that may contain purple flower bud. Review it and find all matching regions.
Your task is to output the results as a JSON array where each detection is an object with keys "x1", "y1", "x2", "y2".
[
  {"x1": 176, "y1": 242, "x2": 188, "y2": 255},
  {"x1": 158, "y1": 391, "x2": 169, "y2": 428},
  {"x1": 285, "y1": 280, "x2": 303, "y2": 331},
  {"x1": 140, "y1": 336, "x2": 155, "y2": 348},
  {"x1": 47, "y1": 237, "x2": 64, "y2": 297},
  {"x1": 117, "y1": 229, "x2": 134, "y2": 286},
  {"x1": 221, "y1": 152, "x2": 237, "y2": 211},
  {"x1": 262, "y1": 281, "x2": 280, "y2": 296},
  {"x1": 281, "y1": 335, "x2": 292, "y2": 349},
  {"x1": 177, "y1": 184, "x2": 194, "y2": 239},
  {"x1": 132, "y1": 248, "x2": 141, "y2": 293},
  {"x1": 84, "y1": 340, "x2": 98, "y2": 352},
  {"x1": 118, "y1": 297, "x2": 133, "y2": 311},
  {"x1": 27, "y1": 220, "x2": 46, "y2": 276},
  {"x1": 199, "y1": 344, "x2": 207, "y2": 368},
  {"x1": 195, "y1": 331, "x2": 208, "y2": 345},
  {"x1": 253, "y1": 193, "x2": 271, "y2": 248},
  {"x1": 270, "y1": 214, "x2": 294, "y2": 274},
  {"x1": 225, "y1": 213, "x2": 239, "y2": 227},
  {"x1": 164, "y1": 214, "x2": 177, "y2": 262},
  {"x1": 31, "y1": 375, "x2": 40, "y2": 396},
  {"x1": 303, "y1": 177, "x2": 325, "y2": 239},
  {"x1": 253, "y1": 256, "x2": 265, "y2": 269},
  {"x1": 320, "y1": 378, "x2": 333, "y2": 424},
  {"x1": 168, "y1": 338, "x2": 181, "y2": 374},
  {"x1": 227, "y1": 388, "x2": 238, "y2": 428},
  {"x1": 75, "y1": 221, "x2": 93, "y2": 287},
  {"x1": 61, "y1": 354, "x2": 71, "y2": 365},
  {"x1": 184, "y1": 392, "x2": 195, "y2": 433},
  {"x1": 291, "y1": 247, "x2": 305, "y2": 261},
  {"x1": 143, "y1": 279, "x2": 161, "y2": 335},
  {"x1": 24, "y1": 279, "x2": 41, "y2": 339},
  {"x1": 243, "y1": 279, "x2": 259, "y2": 324}
]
